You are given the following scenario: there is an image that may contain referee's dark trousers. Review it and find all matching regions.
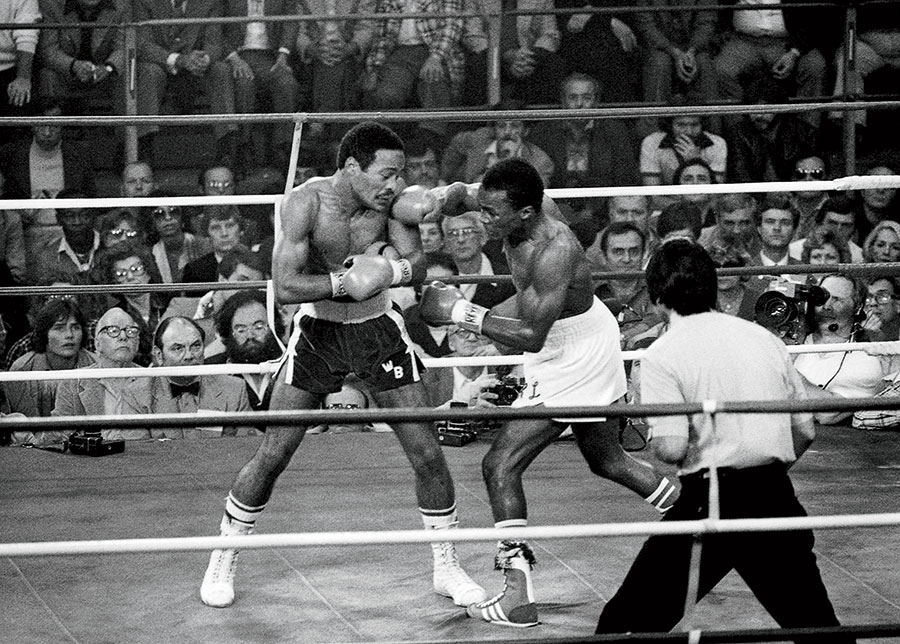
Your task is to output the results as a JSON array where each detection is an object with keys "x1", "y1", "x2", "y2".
[{"x1": 595, "y1": 463, "x2": 855, "y2": 643}]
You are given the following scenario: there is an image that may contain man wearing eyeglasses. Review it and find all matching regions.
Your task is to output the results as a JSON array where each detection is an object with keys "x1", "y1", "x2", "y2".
[
  {"x1": 52, "y1": 307, "x2": 149, "y2": 441},
  {"x1": 148, "y1": 190, "x2": 213, "y2": 283},
  {"x1": 208, "y1": 290, "x2": 283, "y2": 411},
  {"x1": 121, "y1": 316, "x2": 252, "y2": 439},
  {"x1": 862, "y1": 277, "x2": 900, "y2": 342},
  {"x1": 789, "y1": 155, "x2": 829, "y2": 241},
  {"x1": 441, "y1": 211, "x2": 515, "y2": 310}
]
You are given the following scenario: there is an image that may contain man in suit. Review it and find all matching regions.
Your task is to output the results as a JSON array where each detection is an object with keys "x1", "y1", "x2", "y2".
[
  {"x1": 752, "y1": 193, "x2": 804, "y2": 283},
  {"x1": 121, "y1": 316, "x2": 253, "y2": 438},
  {"x1": 294, "y1": 0, "x2": 375, "y2": 142},
  {"x1": 53, "y1": 306, "x2": 149, "y2": 441},
  {"x1": 363, "y1": 0, "x2": 466, "y2": 140},
  {"x1": 27, "y1": 191, "x2": 101, "y2": 284},
  {"x1": 181, "y1": 205, "x2": 246, "y2": 286},
  {"x1": 440, "y1": 99, "x2": 554, "y2": 187},
  {"x1": 531, "y1": 72, "x2": 638, "y2": 191},
  {"x1": 463, "y1": 0, "x2": 565, "y2": 106},
  {"x1": 133, "y1": 0, "x2": 238, "y2": 165},
  {"x1": 207, "y1": 290, "x2": 282, "y2": 411},
  {"x1": 37, "y1": 0, "x2": 125, "y2": 114},
  {"x1": 441, "y1": 211, "x2": 516, "y2": 310},
  {"x1": 221, "y1": 0, "x2": 299, "y2": 169}
]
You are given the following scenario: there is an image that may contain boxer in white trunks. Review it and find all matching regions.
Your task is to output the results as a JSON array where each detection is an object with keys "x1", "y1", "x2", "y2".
[{"x1": 420, "y1": 158, "x2": 678, "y2": 628}]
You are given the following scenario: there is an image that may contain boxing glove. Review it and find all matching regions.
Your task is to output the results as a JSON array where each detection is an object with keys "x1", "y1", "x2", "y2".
[
  {"x1": 391, "y1": 185, "x2": 438, "y2": 225},
  {"x1": 364, "y1": 241, "x2": 401, "y2": 259},
  {"x1": 419, "y1": 281, "x2": 489, "y2": 333},
  {"x1": 342, "y1": 254, "x2": 413, "y2": 301},
  {"x1": 436, "y1": 182, "x2": 479, "y2": 218}
]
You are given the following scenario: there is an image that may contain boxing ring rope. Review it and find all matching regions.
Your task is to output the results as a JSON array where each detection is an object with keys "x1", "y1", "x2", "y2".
[
  {"x1": 1, "y1": 171, "x2": 898, "y2": 216},
  {"x1": 0, "y1": 339, "x2": 895, "y2": 384},
  {"x1": 3, "y1": 384, "x2": 900, "y2": 553}
]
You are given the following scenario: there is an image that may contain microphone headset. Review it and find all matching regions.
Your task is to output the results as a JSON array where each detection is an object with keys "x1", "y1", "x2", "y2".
[{"x1": 820, "y1": 280, "x2": 867, "y2": 389}]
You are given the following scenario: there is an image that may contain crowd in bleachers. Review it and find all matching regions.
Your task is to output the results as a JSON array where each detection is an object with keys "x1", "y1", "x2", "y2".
[{"x1": 2, "y1": 0, "x2": 900, "y2": 444}]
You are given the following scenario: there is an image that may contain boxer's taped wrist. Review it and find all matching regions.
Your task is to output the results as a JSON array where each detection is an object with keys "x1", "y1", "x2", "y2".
[
  {"x1": 450, "y1": 298, "x2": 487, "y2": 334},
  {"x1": 330, "y1": 271, "x2": 347, "y2": 298},
  {"x1": 390, "y1": 258, "x2": 413, "y2": 286}
]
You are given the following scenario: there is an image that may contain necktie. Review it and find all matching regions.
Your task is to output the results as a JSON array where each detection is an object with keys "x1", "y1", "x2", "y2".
[{"x1": 170, "y1": 380, "x2": 200, "y2": 398}]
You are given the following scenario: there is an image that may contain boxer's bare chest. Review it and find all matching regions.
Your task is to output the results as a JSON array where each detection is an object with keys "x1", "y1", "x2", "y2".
[{"x1": 309, "y1": 192, "x2": 388, "y2": 269}]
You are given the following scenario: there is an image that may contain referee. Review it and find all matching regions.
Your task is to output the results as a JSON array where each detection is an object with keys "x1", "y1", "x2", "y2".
[{"x1": 595, "y1": 240, "x2": 854, "y2": 643}]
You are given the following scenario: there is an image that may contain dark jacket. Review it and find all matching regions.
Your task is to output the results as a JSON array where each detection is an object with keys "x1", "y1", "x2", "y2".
[
  {"x1": 532, "y1": 120, "x2": 639, "y2": 189},
  {"x1": 469, "y1": 252, "x2": 517, "y2": 310},
  {"x1": 404, "y1": 304, "x2": 453, "y2": 359},
  {"x1": 634, "y1": 0, "x2": 718, "y2": 53},
  {"x1": 0, "y1": 139, "x2": 97, "y2": 199},
  {"x1": 180, "y1": 251, "x2": 219, "y2": 286},
  {"x1": 727, "y1": 115, "x2": 819, "y2": 183},
  {"x1": 38, "y1": 0, "x2": 126, "y2": 74},
  {"x1": 135, "y1": 0, "x2": 225, "y2": 63}
]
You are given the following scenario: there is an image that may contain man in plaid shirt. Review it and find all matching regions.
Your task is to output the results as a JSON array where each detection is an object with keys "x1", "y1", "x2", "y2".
[{"x1": 363, "y1": 0, "x2": 466, "y2": 139}]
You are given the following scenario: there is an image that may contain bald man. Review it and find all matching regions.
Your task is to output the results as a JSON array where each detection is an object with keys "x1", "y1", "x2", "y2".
[
  {"x1": 52, "y1": 307, "x2": 149, "y2": 441},
  {"x1": 120, "y1": 162, "x2": 156, "y2": 198},
  {"x1": 121, "y1": 316, "x2": 252, "y2": 439}
]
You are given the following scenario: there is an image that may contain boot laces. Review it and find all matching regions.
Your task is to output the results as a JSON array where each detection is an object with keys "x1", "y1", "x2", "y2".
[{"x1": 208, "y1": 549, "x2": 238, "y2": 584}]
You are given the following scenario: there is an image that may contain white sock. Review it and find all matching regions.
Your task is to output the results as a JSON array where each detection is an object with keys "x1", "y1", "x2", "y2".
[
  {"x1": 224, "y1": 492, "x2": 266, "y2": 530},
  {"x1": 420, "y1": 504, "x2": 457, "y2": 530}
]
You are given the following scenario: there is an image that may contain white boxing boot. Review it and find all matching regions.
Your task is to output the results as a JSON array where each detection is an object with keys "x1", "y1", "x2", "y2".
[
  {"x1": 423, "y1": 506, "x2": 487, "y2": 606},
  {"x1": 200, "y1": 515, "x2": 252, "y2": 608},
  {"x1": 431, "y1": 540, "x2": 489, "y2": 606}
]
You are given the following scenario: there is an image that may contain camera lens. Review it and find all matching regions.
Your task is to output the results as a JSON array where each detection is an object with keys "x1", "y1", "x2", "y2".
[{"x1": 754, "y1": 291, "x2": 798, "y2": 327}]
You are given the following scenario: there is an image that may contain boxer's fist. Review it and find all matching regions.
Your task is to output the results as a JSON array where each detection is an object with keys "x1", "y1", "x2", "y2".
[
  {"x1": 342, "y1": 255, "x2": 394, "y2": 301},
  {"x1": 420, "y1": 281, "x2": 490, "y2": 332},
  {"x1": 438, "y1": 182, "x2": 479, "y2": 218},
  {"x1": 364, "y1": 241, "x2": 401, "y2": 260},
  {"x1": 391, "y1": 185, "x2": 437, "y2": 225},
  {"x1": 419, "y1": 281, "x2": 466, "y2": 326}
]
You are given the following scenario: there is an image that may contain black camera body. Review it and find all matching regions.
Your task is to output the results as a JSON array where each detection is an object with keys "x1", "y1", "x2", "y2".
[
  {"x1": 487, "y1": 376, "x2": 526, "y2": 406},
  {"x1": 66, "y1": 432, "x2": 124, "y2": 456},
  {"x1": 754, "y1": 282, "x2": 829, "y2": 343},
  {"x1": 435, "y1": 419, "x2": 478, "y2": 446},
  {"x1": 435, "y1": 402, "x2": 478, "y2": 446}
]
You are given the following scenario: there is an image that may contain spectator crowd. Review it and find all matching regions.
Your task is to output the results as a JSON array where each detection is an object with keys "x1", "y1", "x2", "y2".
[{"x1": 2, "y1": 0, "x2": 900, "y2": 444}]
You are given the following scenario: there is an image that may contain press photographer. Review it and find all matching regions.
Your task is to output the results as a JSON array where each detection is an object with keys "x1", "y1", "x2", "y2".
[
  {"x1": 793, "y1": 274, "x2": 889, "y2": 425},
  {"x1": 429, "y1": 326, "x2": 518, "y2": 407},
  {"x1": 428, "y1": 326, "x2": 524, "y2": 443}
]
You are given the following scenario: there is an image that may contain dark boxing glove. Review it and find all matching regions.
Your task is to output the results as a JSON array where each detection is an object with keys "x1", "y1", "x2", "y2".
[{"x1": 419, "y1": 281, "x2": 489, "y2": 333}]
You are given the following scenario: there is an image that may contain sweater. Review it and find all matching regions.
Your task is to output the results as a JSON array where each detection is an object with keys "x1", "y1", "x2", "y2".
[{"x1": 0, "y1": 0, "x2": 40, "y2": 72}]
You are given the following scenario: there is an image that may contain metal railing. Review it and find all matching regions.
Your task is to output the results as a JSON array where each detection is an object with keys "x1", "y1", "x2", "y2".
[{"x1": 1, "y1": 1, "x2": 896, "y2": 173}]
